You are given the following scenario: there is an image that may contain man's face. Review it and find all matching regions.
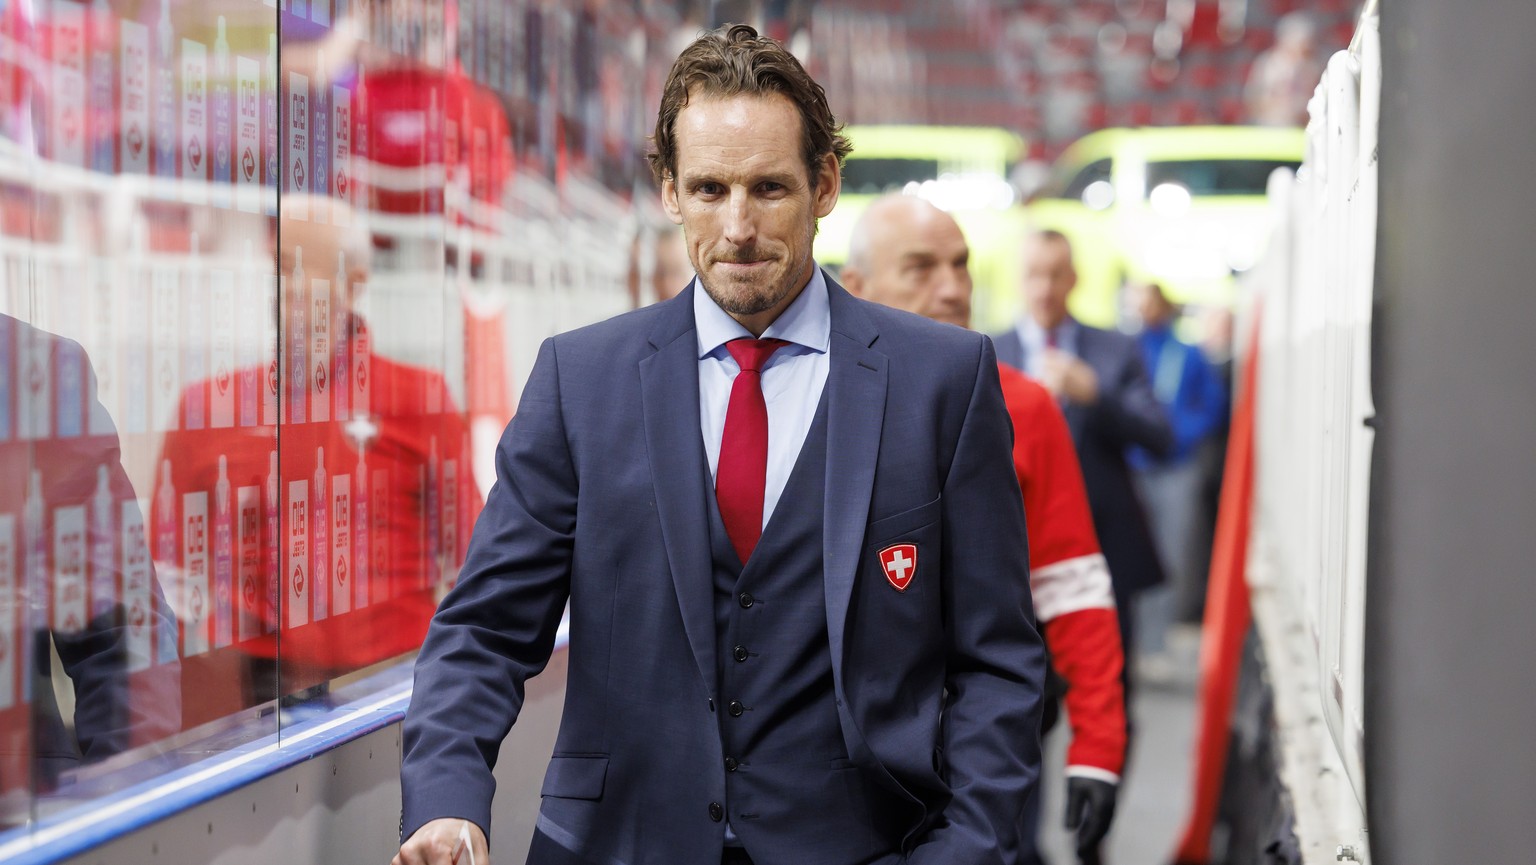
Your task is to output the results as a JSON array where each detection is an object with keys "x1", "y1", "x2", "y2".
[
  {"x1": 276, "y1": 199, "x2": 367, "y2": 313},
  {"x1": 652, "y1": 229, "x2": 695, "y2": 302},
  {"x1": 1131, "y1": 281, "x2": 1173, "y2": 329},
  {"x1": 1021, "y1": 235, "x2": 1076, "y2": 330},
  {"x1": 854, "y1": 201, "x2": 973, "y2": 328},
  {"x1": 662, "y1": 92, "x2": 839, "y2": 323}
]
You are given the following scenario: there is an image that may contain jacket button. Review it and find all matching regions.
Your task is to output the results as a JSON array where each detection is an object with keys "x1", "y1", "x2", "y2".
[
  {"x1": 709, "y1": 802, "x2": 724, "y2": 822},
  {"x1": 725, "y1": 756, "x2": 739, "y2": 772},
  {"x1": 738, "y1": 592, "x2": 754, "y2": 609},
  {"x1": 728, "y1": 700, "x2": 745, "y2": 717},
  {"x1": 733, "y1": 645, "x2": 749, "y2": 662},
  {"x1": 708, "y1": 698, "x2": 715, "y2": 713}
]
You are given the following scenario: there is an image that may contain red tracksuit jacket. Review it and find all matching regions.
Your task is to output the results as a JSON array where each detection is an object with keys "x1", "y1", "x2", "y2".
[{"x1": 999, "y1": 362, "x2": 1127, "y2": 779}]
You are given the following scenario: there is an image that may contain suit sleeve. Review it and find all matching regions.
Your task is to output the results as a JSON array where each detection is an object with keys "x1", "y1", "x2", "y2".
[
  {"x1": 1085, "y1": 338, "x2": 1173, "y2": 457},
  {"x1": 400, "y1": 337, "x2": 577, "y2": 841},
  {"x1": 909, "y1": 337, "x2": 1047, "y2": 865},
  {"x1": 55, "y1": 343, "x2": 182, "y2": 757}
]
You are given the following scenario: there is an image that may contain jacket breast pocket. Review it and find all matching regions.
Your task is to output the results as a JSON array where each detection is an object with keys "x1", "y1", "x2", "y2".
[
  {"x1": 540, "y1": 754, "x2": 609, "y2": 800},
  {"x1": 865, "y1": 496, "x2": 943, "y2": 602},
  {"x1": 866, "y1": 496, "x2": 942, "y2": 549}
]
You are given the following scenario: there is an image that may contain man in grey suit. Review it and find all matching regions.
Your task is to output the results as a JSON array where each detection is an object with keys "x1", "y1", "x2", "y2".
[
  {"x1": 993, "y1": 232, "x2": 1168, "y2": 864},
  {"x1": 993, "y1": 230, "x2": 1172, "y2": 667}
]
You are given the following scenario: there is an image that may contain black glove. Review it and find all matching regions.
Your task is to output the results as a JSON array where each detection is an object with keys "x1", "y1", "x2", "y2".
[{"x1": 1064, "y1": 776, "x2": 1118, "y2": 856}]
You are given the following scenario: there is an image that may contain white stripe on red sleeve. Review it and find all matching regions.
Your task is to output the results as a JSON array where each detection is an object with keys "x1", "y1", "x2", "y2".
[
  {"x1": 1030, "y1": 552, "x2": 1115, "y2": 623},
  {"x1": 1064, "y1": 765, "x2": 1122, "y2": 785}
]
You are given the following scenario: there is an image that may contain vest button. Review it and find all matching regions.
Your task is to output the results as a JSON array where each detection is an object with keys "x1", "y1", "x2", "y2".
[
  {"x1": 733, "y1": 645, "x2": 749, "y2": 662},
  {"x1": 725, "y1": 756, "x2": 739, "y2": 772},
  {"x1": 709, "y1": 802, "x2": 724, "y2": 822},
  {"x1": 738, "y1": 592, "x2": 754, "y2": 609},
  {"x1": 728, "y1": 700, "x2": 745, "y2": 717}
]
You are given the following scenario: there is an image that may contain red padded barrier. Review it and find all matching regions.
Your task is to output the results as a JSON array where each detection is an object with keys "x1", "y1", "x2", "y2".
[{"x1": 1172, "y1": 303, "x2": 1262, "y2": 865}]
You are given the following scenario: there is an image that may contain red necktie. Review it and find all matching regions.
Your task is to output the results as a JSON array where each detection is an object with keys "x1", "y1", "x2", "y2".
[{"x1": 716, "y1": 337, "x2": 788, "y2": 564}]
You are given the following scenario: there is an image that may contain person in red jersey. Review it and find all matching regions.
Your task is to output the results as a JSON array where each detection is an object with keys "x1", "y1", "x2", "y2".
[
  {"x1": 843, "y1": 195, "x2": 1126, "y2": 863},
  {"x1": 153, "y1": 196, "x2": 480, "y2": 712}
]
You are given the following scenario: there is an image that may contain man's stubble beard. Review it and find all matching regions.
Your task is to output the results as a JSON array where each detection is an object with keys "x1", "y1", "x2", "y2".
[
  {"x1": 696, "y1": 225, "x2": 816, "y2": 318},
  {"x1": 700, "y1": 270, "x2": 789, "y2": 317}
]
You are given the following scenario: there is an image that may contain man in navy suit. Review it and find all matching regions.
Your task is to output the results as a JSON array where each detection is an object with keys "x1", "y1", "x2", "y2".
[
  {"x1": 394, "y1": 25, "x2": 1045, "y2": 865},
  {"x1": 992, "y1": 230, "x2": 1172, "y2": 673}
]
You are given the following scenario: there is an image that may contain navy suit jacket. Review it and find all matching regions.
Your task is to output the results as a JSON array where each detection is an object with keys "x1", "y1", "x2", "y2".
[
  {"x1": 402, "y1": 278, "x2": 1045, "y2": 864},
  {"x1": 993, "y1": 323, "x2": 1172, "y2": 594}
]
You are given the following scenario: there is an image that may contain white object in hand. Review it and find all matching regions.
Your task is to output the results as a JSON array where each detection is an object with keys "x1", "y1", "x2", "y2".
[{"x1": 451, "y1": 820, "x2": 477, "y2": 865}]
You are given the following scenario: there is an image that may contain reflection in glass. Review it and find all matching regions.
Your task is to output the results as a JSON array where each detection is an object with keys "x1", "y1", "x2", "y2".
[
  {"x1": 2, "y1": 0, "x2": 677, "y2": 842},
  {"x1": 0, "y1": 315, "x2": 181, "y2": 829},
  {"x1": 155, "y1": 194, "x2": 481, "y2": 707}
]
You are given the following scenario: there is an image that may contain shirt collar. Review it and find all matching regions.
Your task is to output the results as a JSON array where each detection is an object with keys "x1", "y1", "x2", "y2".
[
  {"x1": 694, "y1": 265, "x2": 831, "y2": 359},
  {"x1": 1017, "y1": 314, "x2": 1079, "y2": 353}
]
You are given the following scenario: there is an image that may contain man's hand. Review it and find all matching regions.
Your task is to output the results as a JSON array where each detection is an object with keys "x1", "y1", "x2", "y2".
[
  {"x1": 393, "y1": 818, "x2": 488, "y2": 865},
  {"x1": 1064, "y1": 776, "x2": 1117, "y2": 856},
  {"x1": 1040, "y1": 350, "x2": 1100, "y2": 405}
]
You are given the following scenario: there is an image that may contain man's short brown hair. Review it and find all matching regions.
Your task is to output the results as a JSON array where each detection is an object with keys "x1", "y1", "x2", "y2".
[
  {"x1": 648, "y1": 23, "x2": 852, "y2": 187},
  {"x1": 1030, "y1": 228, "x2": 1074, "y2": 255}
]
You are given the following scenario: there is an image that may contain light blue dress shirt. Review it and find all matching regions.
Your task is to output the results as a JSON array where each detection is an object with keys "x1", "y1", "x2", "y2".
[
  {"x1": 695, "y1": 266, "x2": 831, "y2": 530},
  {"x1": 1014, "y1": 314, "x2": 1082, "y2": 378}
]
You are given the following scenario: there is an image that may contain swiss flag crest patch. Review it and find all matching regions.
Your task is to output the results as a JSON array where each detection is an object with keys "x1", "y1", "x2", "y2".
[{"x1": 879, "y1": 543, "x2": 918, "y2": 592}]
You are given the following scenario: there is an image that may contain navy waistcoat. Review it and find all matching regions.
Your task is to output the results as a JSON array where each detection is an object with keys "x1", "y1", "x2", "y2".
[{"x1": 707, "y1": 396, "x2": 905, "y2": 864}]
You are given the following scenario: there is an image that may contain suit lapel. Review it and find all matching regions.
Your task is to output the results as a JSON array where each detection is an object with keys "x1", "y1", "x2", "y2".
[
  {"x1": 822, "y1": 280, "x2": 887, "y2": 675},
  {"x1": 994, "y1": 326, "x2": 1026, "y2": 371},
  {"x1": 1061, "y1": 325, "x2": 1093, "y2": 437},
  {"x1": 638, "y1": 289, "x2": 717, "y2": 697}
]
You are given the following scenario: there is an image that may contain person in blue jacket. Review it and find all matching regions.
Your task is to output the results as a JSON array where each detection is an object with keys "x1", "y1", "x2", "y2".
[{"x1": 1125, "y1": 281, "x2": 1229, "y2": 667}]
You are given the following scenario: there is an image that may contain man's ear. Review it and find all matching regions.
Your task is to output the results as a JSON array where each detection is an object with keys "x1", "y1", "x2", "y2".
[
  {"x1": 840, "y1": 265, "x2": 864, "y2": 297},
  {"x1": 812, "y1": 153, "x2": 841, "y2": 219},
  {"x1": 661, "y1": 174, "x2": 684, "y2": 225}
]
